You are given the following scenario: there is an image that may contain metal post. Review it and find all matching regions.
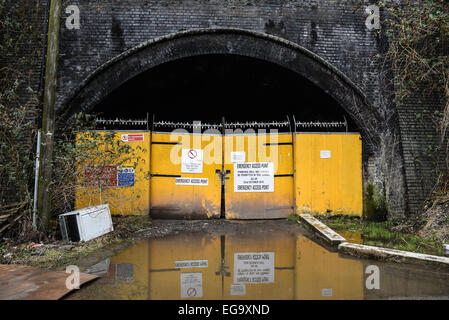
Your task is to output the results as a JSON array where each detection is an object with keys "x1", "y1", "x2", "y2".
[
  {"x1": 32, "y1": 130, "x2": 41, "y2": 230},
  {"x1": 37, "y1": 0, "x2": 62, "y2": 232}
]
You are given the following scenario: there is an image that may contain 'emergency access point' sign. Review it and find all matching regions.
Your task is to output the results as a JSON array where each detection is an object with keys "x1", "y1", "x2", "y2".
[
  {"x1": 234, "y1": 162, "x2": 274, "y2": 192},
  {"x1": 181, "y1": 149, "x2": 203, "y2": 174}
]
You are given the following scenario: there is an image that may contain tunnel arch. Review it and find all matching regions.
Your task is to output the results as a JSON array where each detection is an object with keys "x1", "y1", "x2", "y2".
[{"x1": 60, "y1": 28, "x2": 380, "y2": 145}]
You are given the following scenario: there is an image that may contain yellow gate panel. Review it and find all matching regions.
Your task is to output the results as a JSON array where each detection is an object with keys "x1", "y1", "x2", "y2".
[
  {"x1": 148, "y1": 234, "x2": 222, "y2": 300},
  {"x1": 75, "y1": 131, "x2": 150, "y2": 215},
  {"x1": 295, "y1": 235, "x2": 364, "y2": 300},
  {"x1": 295, "y1": 133, "x2": 362, "y2": 215},
  {"x1": 224, "y1": 133, "x2": 294, "y2": 219},
  {"x1": 150, "y1": 132, "x2": 222, "y2": 219}
]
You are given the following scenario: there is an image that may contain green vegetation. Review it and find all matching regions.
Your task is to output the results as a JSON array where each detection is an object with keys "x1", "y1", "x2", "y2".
[
  {"x1": 317, "y1": 215, "x2": 446, "y2": 256},
  {"x1": 380, "y1": 0, "x2": 449, "y2": 203},
  {"x1": 364, "y1": 182, "x2": 387, "y2": 222},
  {"x1": 287, "y1": 213, "x2": 445, "y2": 256}
]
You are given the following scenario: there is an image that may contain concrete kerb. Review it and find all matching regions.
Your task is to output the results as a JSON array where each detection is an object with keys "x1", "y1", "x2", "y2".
[
  {"x1": 298, "y1": 213, "x2": 449, "y2": 270},
  {"x1": 339, "y1": 242, "x2": 449, "y2": 270},
  {"x1": 297, "y1": 214, "x2": 347, "y2": 246}
]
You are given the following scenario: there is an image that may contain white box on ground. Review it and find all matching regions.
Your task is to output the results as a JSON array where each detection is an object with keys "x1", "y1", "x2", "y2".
[{"x1": 59, "y1": 204, "x2": 114, "y2": 242}]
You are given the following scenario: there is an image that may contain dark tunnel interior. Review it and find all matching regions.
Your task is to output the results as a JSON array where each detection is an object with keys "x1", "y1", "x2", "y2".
[{"x1": 93, "y1": 54, "x2": 358, "y2": 132}]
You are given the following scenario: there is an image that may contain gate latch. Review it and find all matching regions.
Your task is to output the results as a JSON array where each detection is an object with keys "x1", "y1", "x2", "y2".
[{"x1": 216, "y1": 169, "x2": 231, "y2": 185}]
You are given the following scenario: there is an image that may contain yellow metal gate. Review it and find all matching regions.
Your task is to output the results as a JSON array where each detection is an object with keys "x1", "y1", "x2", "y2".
[
  {"x1": 150, "y1": 132, "x2": 222, "y2": 219},
  {"x1": 74, "y1": 127, "x2": 362, "y2": 218},
  {"x1": 294, "y1": 133, "x2": 362, "y2": 216},
  {"x1": 223, "y1": 133, "x2": 295, "y2": 219}
]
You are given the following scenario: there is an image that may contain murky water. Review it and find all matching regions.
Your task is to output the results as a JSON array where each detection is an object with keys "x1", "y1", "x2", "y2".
[{"x1": 67, "y1": 223, "x2": 449, "y2": 300}]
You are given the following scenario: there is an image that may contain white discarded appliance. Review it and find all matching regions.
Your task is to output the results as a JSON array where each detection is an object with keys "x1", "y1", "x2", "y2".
[{"x1": 59, "y1": 204, "x2": 113, "y2": 242}]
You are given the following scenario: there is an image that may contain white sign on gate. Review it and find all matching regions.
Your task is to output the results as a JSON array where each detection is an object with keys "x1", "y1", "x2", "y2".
[
  {"x1": 320, "y1": 150, "x2": 331, "y2": 159},
  {"x1": 181, "y1": 149, "x2": 203, "y2": 174},
  {"x1": 175, "y1": 260, "x2": 208, "y2": 269},
  {"x1": 180, "y1": 272, "x2": 203, "y2": 299},
  {"x1": 234, "y1": 252, "x2": 275, "y2": 284},
  {"x1": 234, "y1": 162, "x2": 274, "y2": 193},
  {"x1": 175, "y1": 178, "x2": 209, "y2": 186},
  {"x1": 231, "y1": 151, "x2": 246, "y2": 163}
]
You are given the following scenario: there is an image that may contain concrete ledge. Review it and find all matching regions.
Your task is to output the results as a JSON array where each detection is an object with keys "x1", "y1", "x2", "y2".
[
  {"x1": 339, "y1": 242, "x2": 449, "y2": 270},
  {"x1": 298, "y1": 214, "x2": 347, "y2": 246}
]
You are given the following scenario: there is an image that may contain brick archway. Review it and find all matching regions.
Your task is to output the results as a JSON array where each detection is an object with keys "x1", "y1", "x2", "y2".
[{"x1": 60, "y1": 28, "x2": 380, "y2": 144}]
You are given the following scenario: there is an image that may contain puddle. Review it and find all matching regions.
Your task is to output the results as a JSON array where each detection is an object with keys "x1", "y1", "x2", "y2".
[{"x1": 67, "y1": 224, "x2": 449, "y2": 300}]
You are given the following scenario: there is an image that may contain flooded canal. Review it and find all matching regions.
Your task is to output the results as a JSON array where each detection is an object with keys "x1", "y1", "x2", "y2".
[{"x1": 67, "y1": 221, "x2": 449, "y2": 300}]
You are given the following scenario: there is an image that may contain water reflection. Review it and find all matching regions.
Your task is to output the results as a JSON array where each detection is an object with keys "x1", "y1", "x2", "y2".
[{"x1": 68, "y1": 228, "x2": 449, "y2": 300}]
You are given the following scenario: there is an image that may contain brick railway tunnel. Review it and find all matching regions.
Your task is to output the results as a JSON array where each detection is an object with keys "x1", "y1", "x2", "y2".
[{"x1": 43, "y1": 0, "x2": 443, "y2": 221}]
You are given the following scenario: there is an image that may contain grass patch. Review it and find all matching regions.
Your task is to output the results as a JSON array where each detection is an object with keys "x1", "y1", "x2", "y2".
[
  {"x1": 316, "y1": 215, "x2": 445, "y2": 256},
  {"x1": 286, "y1": 214, "x2": 445, "y2": 256},
  {"x1": 286, "y1": 213, "x2": 300, "y2": 222}
]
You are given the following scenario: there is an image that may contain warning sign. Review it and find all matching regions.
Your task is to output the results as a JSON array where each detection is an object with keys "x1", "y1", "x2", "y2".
[
  {"x1": 84, "y1": 165, "x2": 117, "y2": 187},
  {"x1": 180, "y1": 273, "x2": 203, "y2": 299},
  {"x1": 181, "y1": 149, "x2": 203, "y2": 174},
  {"x1": 117, "y1": 166, "x2": 135, "y2": 187},
  {"x1": 234, "y1": 252, "x2": 275, "y2": 284},
  {"x1": 175, "y1": 178, "x2": 208, "y2": 186},
  {"x1": 121, "y1": 134, "x2": 144, "y2": 142},
  {"x1": 234, "y1": 162, "x2": 274, "y2": 193}
]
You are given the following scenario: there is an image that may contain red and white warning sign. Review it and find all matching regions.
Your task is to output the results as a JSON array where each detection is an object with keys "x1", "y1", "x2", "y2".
[
  {"x1": 181, "y1": 149, "x2": 203, "y2": 174},
  {"x1": 84, "y1": 165, "x2": 117, "y2": 187},
  {"x1": 180, "y1": 272, "x2": 203, "y2": 299},
  {"x1": 121, "y1": 134, "x2": 144, "y2": 142}
]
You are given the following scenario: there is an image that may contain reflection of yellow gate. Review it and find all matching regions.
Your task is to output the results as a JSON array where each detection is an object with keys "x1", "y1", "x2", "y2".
[
  {"x1": 147, "y1": 232, "x2": 296, "y2": 300},
  {"x1": 101, "y1": 231, "x2": 363, "y2": 300},
  {"x1": 150, "y1": 132, "x2": 222, "y2": 219},
  {"x1": 223, "y1": 133, "x2": 294, "y2": 219}
]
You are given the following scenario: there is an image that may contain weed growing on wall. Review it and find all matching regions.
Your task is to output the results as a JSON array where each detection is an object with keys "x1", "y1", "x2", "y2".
[{"x1": 380, "y1": 0, "x2": 449, "y2": 203}]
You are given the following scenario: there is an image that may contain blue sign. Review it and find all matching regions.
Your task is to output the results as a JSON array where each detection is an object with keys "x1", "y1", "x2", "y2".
[{"x1": 117, "y1": 167, "x2": 135, "y2": 187}]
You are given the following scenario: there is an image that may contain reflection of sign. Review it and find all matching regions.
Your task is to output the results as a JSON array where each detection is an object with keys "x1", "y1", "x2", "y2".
[
  {"x1": 231, "y1": 151, "x2": 246, "y2": 163},
  {"x1": 230, "y1": 284, "x2": 246, "y2": 296},
  {"x1": 121, "y1": 134, "x2": 144, "y2": 142},
  {"x1": 84, "y1": 165, "x2": 117, "y2": 187},
  {"x1": 117, "y1": 167, "x2": 135, "y2": 187},
  {"x1": 322, "y1": 288, "x2": 333, "y2": 297},
  {"x1": 175, "y1": 178, "x2": 208, "y2": 186},
  {"x1": 180, "y1": 273, "x2": 203, "y2": 299},
  {"x1": 181, "y1": 149, "x2": 203, "y2": 174},
  {"x1": 175, "y1": 260, "x2": 208, "y2": 269},
  {"x1": 320, "y1": 150, "x2": 331, "y2": 159},
  {"x1": 234, "y1": 252, "x2": 275, "y2": 284},
  {"x1": 234, "y1": 163, "x2": 274, "y2": 193}
]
